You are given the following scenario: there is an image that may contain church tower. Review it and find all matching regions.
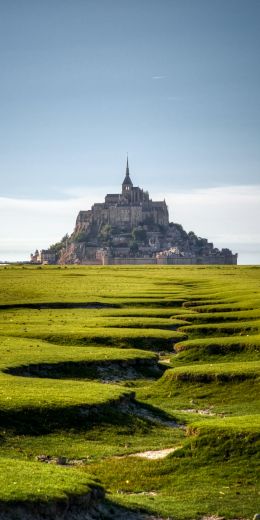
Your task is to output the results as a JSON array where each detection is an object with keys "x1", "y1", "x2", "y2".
[{"x1": 122, "y1": 157, "x2": 133, "y2": 197}]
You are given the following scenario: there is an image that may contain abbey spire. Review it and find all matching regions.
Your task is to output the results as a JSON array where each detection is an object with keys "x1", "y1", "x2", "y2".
[
  {"x1": 122, "y1": 156, "x2": 133, "y2": 193},
  {"x1": 126, "y1": 156, "x2": 130, "y2": 176}
]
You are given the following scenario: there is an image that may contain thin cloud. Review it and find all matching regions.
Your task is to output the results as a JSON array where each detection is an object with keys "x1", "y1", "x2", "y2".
[{"x1": 152, "y1": 75, "x2": 166, "y2": 80}]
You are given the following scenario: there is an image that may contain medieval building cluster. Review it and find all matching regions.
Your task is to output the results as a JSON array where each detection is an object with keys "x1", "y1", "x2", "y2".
[
  {"x1": 75, "y1": 158, "x2": 168, "y2": 235},
  {"x1": 31, "y1": 159, "x2": 237, "y2": 265}
]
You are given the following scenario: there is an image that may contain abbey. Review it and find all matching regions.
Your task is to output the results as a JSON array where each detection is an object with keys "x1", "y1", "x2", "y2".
[
  {"x1": 31, "y1": 159, "x2": 237, "y2": 265},
  {"x1": 75, "y1": 158, "x2": 169, "y2": 235}
]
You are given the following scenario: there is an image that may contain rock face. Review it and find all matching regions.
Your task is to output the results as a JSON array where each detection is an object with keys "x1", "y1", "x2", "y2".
[{"x1": 32, "y1": 160, "x2": 237, "y2": 265}]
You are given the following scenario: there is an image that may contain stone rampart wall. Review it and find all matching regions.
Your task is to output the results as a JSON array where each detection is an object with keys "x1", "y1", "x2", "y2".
[
  {"x1": 102, "y1": 255, "x2": 237, "y2": 266},
  {"x1": 157, "y1": 255, "x2": 237, "y2": 265}
]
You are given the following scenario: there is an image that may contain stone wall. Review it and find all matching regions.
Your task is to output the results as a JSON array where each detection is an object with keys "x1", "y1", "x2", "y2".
[
  {"x1": 156, "y1": 254, "x2": 238, "y2": 265},
  {"x1": 101, "y1": 254, "x2": 238, "y2": 266}
]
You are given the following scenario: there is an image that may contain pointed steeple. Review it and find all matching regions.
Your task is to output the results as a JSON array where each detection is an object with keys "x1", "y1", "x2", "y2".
[
  {"x1": 126, "y1": 156, "x2": 130, "y2": 177},
  {"x1": 122, "y1": 156, "x2": 133, "y2": 188}
]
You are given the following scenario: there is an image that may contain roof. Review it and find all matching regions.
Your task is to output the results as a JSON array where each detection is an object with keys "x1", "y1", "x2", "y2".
[{"x1": 122, "y1": 157, "x2": 133, "y2": 186}]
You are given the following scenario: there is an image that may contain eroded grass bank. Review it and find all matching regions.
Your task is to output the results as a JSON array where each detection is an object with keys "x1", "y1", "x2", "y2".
[{"x1": 0, "y1": 265, "x2": 259, "y2": 519}]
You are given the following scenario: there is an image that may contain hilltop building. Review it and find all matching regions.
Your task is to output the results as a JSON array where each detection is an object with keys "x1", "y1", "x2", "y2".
[
  {"x1": 31, "y1": 159, "x2": 238, "y2": 265},
  {"x1": 75, "y1": 158, "x2": 168, "y2": 236}
]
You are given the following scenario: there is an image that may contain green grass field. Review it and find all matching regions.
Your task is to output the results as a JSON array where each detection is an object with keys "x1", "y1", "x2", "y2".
[{"x1": 0, "y1": 265, "x2": 259, "y2": 519}]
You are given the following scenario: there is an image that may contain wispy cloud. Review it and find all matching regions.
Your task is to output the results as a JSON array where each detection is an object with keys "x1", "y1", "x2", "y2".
[
  {"x1": 0, "y1": 185, "x2": 260, "y2": 263},
  {"x1": 152, "y1": 75, "x2": 166, "y2": 80}
]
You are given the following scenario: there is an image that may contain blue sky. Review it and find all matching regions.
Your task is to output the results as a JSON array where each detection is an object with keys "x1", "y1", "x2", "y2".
[{"x1": 0, "y1": 0, "x2": 259, "y2": 262}]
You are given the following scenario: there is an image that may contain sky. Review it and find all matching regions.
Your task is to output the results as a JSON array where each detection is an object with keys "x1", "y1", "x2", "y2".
[{"x1": 0, "y1": 0, "x2": 259, "y2": 263}]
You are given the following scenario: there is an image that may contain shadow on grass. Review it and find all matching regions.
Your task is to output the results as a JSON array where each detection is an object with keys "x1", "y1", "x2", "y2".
[
  {"x1": 0, "y1": 403, "x2": 134, "y2": 436},
  {"x1": 0, "y1": 302, "x2": 120, "y2": 310},
  {"x1": 0, "y1": 395, "x2": 181, "y2": 436},
  {"x1": 5, "y1": 360, "x2": 165, "y2": 382},
  {"x1": 130, "y1": 400, "x2": 182, "y2": 428},
  {"x1": 19, "y1": 333, "x2": 185, "y2": 351},
  {"x1": 0, "y1": 494, "x2": 155, "y2": 520}
]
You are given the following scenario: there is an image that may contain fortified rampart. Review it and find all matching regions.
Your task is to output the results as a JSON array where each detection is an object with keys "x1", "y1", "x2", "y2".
[{"x1": 101, "y1": 255, "x2": 238, "y2": 266}]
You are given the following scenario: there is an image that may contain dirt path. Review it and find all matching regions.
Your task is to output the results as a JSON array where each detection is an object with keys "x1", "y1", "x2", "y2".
[{"x1": 130, "y1": 447, "x2": 180, "y2": 459}]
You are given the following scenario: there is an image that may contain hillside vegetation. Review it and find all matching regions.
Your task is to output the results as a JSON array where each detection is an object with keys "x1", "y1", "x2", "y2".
[{"x1": 0, "y1": 265, "x2": 259, "y2": 519}]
